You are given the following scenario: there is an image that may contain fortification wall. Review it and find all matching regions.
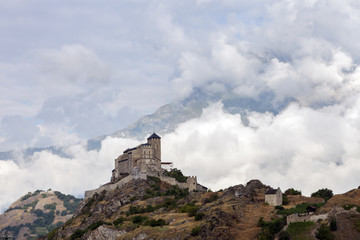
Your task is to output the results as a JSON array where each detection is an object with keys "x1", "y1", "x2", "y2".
[
  {"x1": 86, "y1": 174, "x2": 204, "y2": 199},
  {"x1": 84, "y1": 174, "x2": 146, "y2": 199},
  {"x1": 286, "y1": 213, "x2": 328, "y2": 224}
]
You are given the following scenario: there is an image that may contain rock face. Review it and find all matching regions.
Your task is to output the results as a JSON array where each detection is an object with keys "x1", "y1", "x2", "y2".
[{"x1": 85, "y1": 226, "x2": 126, "y2": 240}]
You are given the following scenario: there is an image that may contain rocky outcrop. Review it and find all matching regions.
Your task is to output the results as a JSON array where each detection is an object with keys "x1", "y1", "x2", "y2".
[{"x1": 85, "y1": 226, "x2": 126, "y2": 240}]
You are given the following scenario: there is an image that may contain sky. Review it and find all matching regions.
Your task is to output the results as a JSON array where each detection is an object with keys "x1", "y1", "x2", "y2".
[{"x1": 2, "y1": 0, "x2": 360, "y2": 212}]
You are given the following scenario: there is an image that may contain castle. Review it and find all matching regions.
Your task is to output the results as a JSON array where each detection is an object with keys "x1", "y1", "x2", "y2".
[
  {"x1": 85, "y1": 133, "x2": 206, "y2": 199},
  {"x1": 111, "y1": 133, "x2": 162, "y2": 181}
]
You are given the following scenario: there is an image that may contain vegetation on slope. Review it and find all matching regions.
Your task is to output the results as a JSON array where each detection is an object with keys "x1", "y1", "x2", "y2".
[{"x1": 0, "y1": 189, "x2": 82, "y2": 239}]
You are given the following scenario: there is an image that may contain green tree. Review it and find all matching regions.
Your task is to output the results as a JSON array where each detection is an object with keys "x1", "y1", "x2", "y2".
[
  {"x1": 284, "y1": 188, "x2": 302, "y2": 195},
  {"x1": 316, "y1": 224, "x2": 334, "y2": 240},
  {"x1": 311, "y1": 188, "x2": 333, "y2": 201}
]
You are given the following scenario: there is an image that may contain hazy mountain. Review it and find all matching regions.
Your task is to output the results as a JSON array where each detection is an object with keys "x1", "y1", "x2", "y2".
[{"x1": 0, "y1": 88, "x2": 284, "y2": 160}]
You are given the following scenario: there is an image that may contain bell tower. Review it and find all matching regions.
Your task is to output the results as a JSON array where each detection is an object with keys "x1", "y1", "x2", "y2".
[{"x1": 147, "y1": 133, "x2": 161, "y2": 161}]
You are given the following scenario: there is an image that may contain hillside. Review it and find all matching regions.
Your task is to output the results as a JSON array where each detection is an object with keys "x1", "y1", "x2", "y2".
[
  {"x1": 0, "y1": 190, "x2": 82, "y2": 239},
  {"x1": 42, "y1": 177, "x2": 360, "y2": 240},
  {"x1": 45, "y1": 178, "x2": 277, "y2": 240}
]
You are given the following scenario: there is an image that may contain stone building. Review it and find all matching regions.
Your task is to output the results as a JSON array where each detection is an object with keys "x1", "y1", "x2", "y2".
[
  {"x1": 265, "y1": 187, "x2": 282, "y2": 206},
  {"x1": 111, "y1": 133, "x2": 162, "y2": 181},
  {"x1": 85, "y1": 133, "x2": 207, "y2": 199}
]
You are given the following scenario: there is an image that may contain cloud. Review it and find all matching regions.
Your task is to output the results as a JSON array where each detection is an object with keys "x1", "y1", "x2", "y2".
[
  {"x1": 163, "y1": 101, "x2": 360, "y2": 195},
  {"x1": 36, "y1": 45, "x2": 111, "y2": 83},
  {"x1": 0, "y1": 136, "x2": 140, "y2": 213}
]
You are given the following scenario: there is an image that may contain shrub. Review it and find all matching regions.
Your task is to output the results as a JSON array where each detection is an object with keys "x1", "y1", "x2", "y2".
[
  {"x1": 282, "y1": 195, "x2": 289, "y2": 205},
  {"x1": 258, "y1": 217, "x2": 286, "y2": 239},
  {"x1": 144, "y1": 218, "x2": 167, "y2": 227},
  {"x1": 191, "y1": 226, "x2": 202, "y2": 236},
  {"x1": 132, "y1": 215, "x2": 147, "y2": 224},
  {"x1": 113, "y1": 217, "x2": 125, "y2": 226},
  {"x1": 278, "y1": 230, "x2": 291, "y2": 240},
  {"x1": 61, "y1": 210, "x2": 67, "y2": 216},
  {"x1": 162, "y1": 198, "x2": 178, "y2": 210},
  {"x1": 343, "y1": 204, "x2": 356, "y2": 210},
  {"x1": 284, "y1": 188, "x2": 302, "y2": 196},
  {"x1": 163, "y1": 168, "x2": 188, "y2": 183},
  {"x1": 316, "y1": 224, "x2": 334, "y2": 240},
  {"x1": 130, "y1": 196, "x2": 137, "y2": 202},
  {"x1": 88, "y1": 221, "x2": 105, "y2": 231},
  {"x1": 70, "y1": 229, "x2": 87, "y2": 240},
  {"x1": 357, "y1": 206, "x2": 360, "y2": 213},
  {"x1": 287, "y1": 221, "x2": 314, "y2": 237},
  {"x1": 330, "y1": 218, "x2": 337, "y2": 231},
  {"x1": 33, "y1": 209, "x2": 44, "y2": 217},
  {"x1": 203, "y1": 193, "x2": 218, "y2": 204},
  {"x1": 311, "y1": 188, "x2": 333, "y2": 201},
  {"x1": 44, "y1": 203, "x2": 57, "y2": 211},
  {"x1": 195, "y1": 212, "x2": 205, "y2": 221},
  {"x1": 275, "y1": 206, "x2": 284, "y2": 210},
  {"x1": 21, "y1": 193, "x2": 32, "y2": 201}
]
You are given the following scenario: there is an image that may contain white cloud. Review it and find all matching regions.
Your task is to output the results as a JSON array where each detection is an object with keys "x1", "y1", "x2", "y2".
[
  {"x1": 0, "y1": 136, "x2": 139, "y2": 213},
  {"x1": 36, "y1": 44, "x2": 111, "y2": 83},
  {"x1": 163, "y1": 101, "x2": 360, "y2": 195}
]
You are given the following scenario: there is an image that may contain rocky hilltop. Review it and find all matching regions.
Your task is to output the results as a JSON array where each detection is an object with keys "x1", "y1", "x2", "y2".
[
  {"x1": 3, "y1": 178, "x2": 360, "y2": 240},
  {"x1": 0, "y1": 190, "x2": 82, "y2": 239}
]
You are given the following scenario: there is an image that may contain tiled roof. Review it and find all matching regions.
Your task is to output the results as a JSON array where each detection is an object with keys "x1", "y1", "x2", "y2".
[{"x1": 147, "y1": 133, "x2": 161, "y2": 139}]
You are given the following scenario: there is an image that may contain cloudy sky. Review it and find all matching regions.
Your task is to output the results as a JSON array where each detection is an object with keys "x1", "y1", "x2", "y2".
[{"x1": 2, "y1": 0, "x2": 360, "y2": 212}]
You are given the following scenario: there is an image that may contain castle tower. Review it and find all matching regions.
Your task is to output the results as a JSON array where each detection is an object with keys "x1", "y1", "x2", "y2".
[{"x1": 147, "y1": 133, "x2": 161, "y2": 161}]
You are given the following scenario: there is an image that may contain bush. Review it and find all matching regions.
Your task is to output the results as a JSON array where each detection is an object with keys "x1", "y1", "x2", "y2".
[
  {"x1": 311, "y1": 188, "x2": 333, "y2": 201},
  {"x1": 203, "y1": 193, "x2": 218, "y2": 204},
  {"x1": 330, "y1": 218, "x2": 337, "y2": 231},
  {"x1": 284, "y1": 188, "x2": 302, "y2": 196},
  {"x1": 342, "y1": 204, "x2": 356, "y2": 210},
  {"x1": 179, "y1": 204, "x2": 199, "y2": 216},
  {"x1": 282, "y1": 195, "x2": 289, "y2": 205},
  {"x1": 191, "y1": 226, "x2": 202, "y2": 236},
  {"x1": 70, "y1": 229, "x2": 87, "y2": 240},
  {"x1": 316, "y1": 224, "x2": 334, "y2": 240},
  {"x1": 195, "y1": 212, "x2": 205, "y2": 221},
  {"x1": 21, "y1": 193, "x2": 32, "y2": 201},
  {"x1": 33, "y1": 209, "x2": 44, "y2": 217},
  {"x1": 287, "y1": 221, "x2": 314, "y2": 237},
  {"x1": 132, "y1": 215, "x2": 147, "y2": 224},
  {"x1": 164, "y1": 168, "x2": 188, "y2": 183},
  {"x1": 258, "y1": 217, "x2": 286, "y2": 239},
  {"x1": 113, "y1": 217, "x2": 125, "y2": 226},
  {"x1": 88, "y1": 221, "x2": 105, "y2": 231},
  {"x1": 162, "y1": 198, "x2": 178, "y2": 210},
  {"x1": 275, "y1": 206, "x2": 284, "y2": 210},
  {"x1": 278, "y1": 230, "x2": 291, "y2": 240},
  {"x1": 61, "y1": 210, "x2": 67, "y2": 216},
  {"x1": 44, "y1": 203, "x2": 57, "y2": 211},
  {"x1": 144, "y1": 218, "x2": 167, "y2": 227}
]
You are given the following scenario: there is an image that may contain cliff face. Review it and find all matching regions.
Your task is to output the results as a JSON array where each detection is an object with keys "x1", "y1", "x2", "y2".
[{"x1": 0, "y1": 190, "x2": 82, "y2": 240}]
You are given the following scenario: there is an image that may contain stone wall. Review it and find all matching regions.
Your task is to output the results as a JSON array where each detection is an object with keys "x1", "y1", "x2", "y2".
[
  {"x1": 286, "y1": 213, "x2": 328, "y2": 224},
  {"x1": 84, "y1": 174, "x2": 146, "y2": 199},
  {"x1": 86, "y1": 174, "x2": 204, "y2": 199}
]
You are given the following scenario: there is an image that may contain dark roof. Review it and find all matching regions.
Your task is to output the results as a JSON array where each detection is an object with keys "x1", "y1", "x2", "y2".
[
  {"x1": 147, "y1": 133, "x2": 161, "y2": 139},
  {"x1": 123, "y1": 147, "x2": 136, "y2": 153},
  {"x1": 265, "y1": 188, "x2": 278, "y2": 194},
  {"x1": 306, "y1": 206, "x2": 317, "y2": 211},
  {"x1": 141, "y1": 143, "x2": 151, "y2": 146}
]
